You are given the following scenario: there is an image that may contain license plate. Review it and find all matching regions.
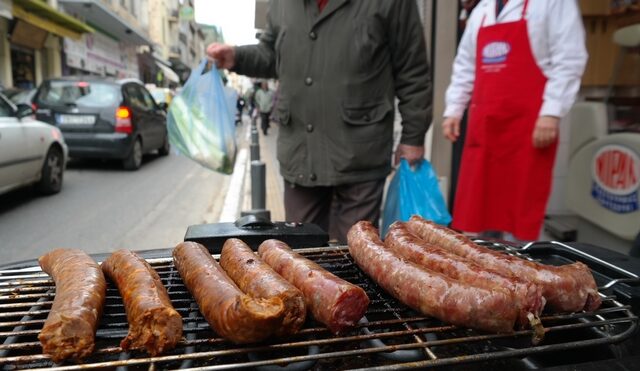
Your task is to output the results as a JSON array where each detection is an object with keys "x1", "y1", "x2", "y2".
[{"x1": 57, "y1": 114, "x2": 96, "y2": 125}]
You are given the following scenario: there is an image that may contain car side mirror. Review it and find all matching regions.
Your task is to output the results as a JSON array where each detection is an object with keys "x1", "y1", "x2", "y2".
[
  {"x1": 158, "y1": 102, "x2": 168, "y2": 111},
  {"x1": 15, "y1": 104, "x2": 34, "y2": 119}
]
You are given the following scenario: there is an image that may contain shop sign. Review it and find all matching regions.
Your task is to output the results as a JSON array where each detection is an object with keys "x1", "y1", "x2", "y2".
[
  {"x1": 64, "y1": 32, "x2": 138, "y2": 78},
  {"x1": 591, "y1": 144, "x2": 640, "y2": 214},
  {"x1": 179, "y1": 5, "x2": 194, "y2": 21}
]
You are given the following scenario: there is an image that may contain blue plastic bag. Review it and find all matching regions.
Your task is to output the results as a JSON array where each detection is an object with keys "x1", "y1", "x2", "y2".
[
  {"x1": 381, "y1": 159, "x2": 452, "y2": 236},
  {"x1": 167, "y1": 59, "x2": 236, "y2": 174}
]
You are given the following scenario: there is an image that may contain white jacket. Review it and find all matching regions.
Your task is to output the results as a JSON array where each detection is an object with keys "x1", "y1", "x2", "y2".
[{"x1": 444, "y1": 0, "x2": 587, "y2": 120}]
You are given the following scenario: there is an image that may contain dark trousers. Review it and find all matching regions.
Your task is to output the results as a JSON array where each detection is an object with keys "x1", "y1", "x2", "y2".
[
  {"x1": 284, "y1": 179, "x2": 386, "y2": 244},
  {"x1": 260, "y1": 112, "x2": 271, "y2": 134}
]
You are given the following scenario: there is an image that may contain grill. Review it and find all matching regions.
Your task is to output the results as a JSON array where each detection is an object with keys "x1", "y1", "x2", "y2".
[{"x1": 0, "y1": 241, "x2": 638, "y2": 370}]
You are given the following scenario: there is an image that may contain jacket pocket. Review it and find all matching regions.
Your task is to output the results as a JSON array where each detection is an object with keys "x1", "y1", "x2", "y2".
[
  {"x1": 330, "y1": 99, "x2": 394, "y2": 173},
  {"x1": 275, "y1": 98, "x2": 290, "y2": 126},
  {"x1": 342, "y1": 99, "x2": 392, "y2": 124}
]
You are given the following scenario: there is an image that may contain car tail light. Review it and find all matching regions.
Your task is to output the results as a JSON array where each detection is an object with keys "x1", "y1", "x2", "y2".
[
  {"x1": 31, "y1": 103, "x2": 38, "y2": 112},
  {"x1": 115, "y1": 106, "x2": 133, "y2": 134}
]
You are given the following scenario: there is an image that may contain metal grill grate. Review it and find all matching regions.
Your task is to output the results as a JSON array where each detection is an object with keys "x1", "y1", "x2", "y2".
[{"x1": 0, "y1": 244, "x2": 637, "y2": 370}]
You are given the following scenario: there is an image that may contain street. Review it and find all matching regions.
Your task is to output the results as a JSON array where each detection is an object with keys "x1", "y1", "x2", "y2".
[{"x1": 0, "y1": 152, "x2": 227, "y2": 265}]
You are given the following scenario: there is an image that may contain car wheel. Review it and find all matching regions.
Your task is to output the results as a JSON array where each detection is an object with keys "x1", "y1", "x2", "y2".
[
  {"x1": 37, "y1": 146, "x2": 64, "y2": 195},
  {"x1": 123, "y1": 138, "x2": 143, "y2": 170},
  {"x1": 158, "y1": 133, "x2": 170, "y2": 156}
]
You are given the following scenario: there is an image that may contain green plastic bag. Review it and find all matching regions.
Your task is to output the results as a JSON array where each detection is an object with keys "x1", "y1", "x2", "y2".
[{"x1": 167, "y1": 59, "x2": 236, "y2": 174}]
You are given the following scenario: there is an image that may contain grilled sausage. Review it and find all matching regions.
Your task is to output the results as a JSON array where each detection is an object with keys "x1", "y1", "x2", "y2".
[
  {"x1": 101, "y1": 249, "x2": 182, "y2": 355},
  {"x1": 220, "y1": 239, "x2": 306, "y2": 337},
  {"x1": 406, "y1": 215, "x2": 601, "y2": 312},
  {"x1": 258, "y1": 239, "x2": 369, "y2": 334},
  {"x1": 38, "y1": 249, "x2": 106, "y2": 363},
  {"x1": 385, "y1": 222, "x2": 545, "y2": 328},
  {"x1": 173, "y1": 242, "x2": 284, "y2": 344},
  {"x1": 348, "y1": 221, "x2": 519, "y2": 333}
]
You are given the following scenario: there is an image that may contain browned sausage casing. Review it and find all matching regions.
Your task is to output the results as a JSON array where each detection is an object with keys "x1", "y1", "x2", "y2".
[
  {"x1": 258, "y1": 239, "x2": 370, "y2": 334},
  {"x1": 348, "y1": 221, "x2": 520, "y2": 333},
  {"x1": 385, "y1": 222, "x2": 545, "y2": 328},
  {"x1": 220, "y1": 239, "x2": 306, "y2": 337},
  {"x1": 38, "y1": 249, "x2": 106, "y2": 363},
  {"x1": 173, "y1": 242, "x2": 284, "y2": 344},
  {"x1": 101, "y1": 249, "x2": 183, "y2": 355},
  {"x1": 406, "y1": 215, "x2": 601, "y2": 312}
]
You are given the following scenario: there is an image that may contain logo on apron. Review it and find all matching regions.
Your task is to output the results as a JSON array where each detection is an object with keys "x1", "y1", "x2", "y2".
[
  {"x1": 591, "y1": 144, "x2": 640, "y2": 214},
  {"x1": 482, "y1": 41, "x2": 511, "y2": 64}
]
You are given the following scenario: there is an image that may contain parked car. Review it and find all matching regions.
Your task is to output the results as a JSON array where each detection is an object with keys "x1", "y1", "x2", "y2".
[
  {"x1": 33, "y1": 77, "x2": 170, "y2": 170},
  {"x1": 0, "y1": 93, "x2": 67, "y2": 196},
  {"x1": 2, "y1": 88, "x2": 37, "y2": 105}
]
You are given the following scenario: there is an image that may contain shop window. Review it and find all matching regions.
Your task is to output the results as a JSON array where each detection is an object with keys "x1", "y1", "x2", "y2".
[{"x1": 10, "y1": 47, "x2": 35, "y2": 90}]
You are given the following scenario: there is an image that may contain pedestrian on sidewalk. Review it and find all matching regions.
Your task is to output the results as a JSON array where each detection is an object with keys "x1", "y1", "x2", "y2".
[
  {"x1": 207, "y1": 0, "x2": 432, "y2": 243},
  {"x1": 255, "y1": 81, "x2": 275, "y2": 135},
  {"x1": 442, "y1": 0, "x2": 587, "y2": 241}
]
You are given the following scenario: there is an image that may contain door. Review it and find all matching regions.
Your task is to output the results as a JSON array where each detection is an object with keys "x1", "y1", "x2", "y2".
[
  {"x1": 123, "y1": 84, "x2": 155, "y2": 150},
  {"x1": 0, "y1": 97, "x2": 30, "y2": 192},
  {"x1": 139, "y1": 86, "x2": 166, "y2": 148}
]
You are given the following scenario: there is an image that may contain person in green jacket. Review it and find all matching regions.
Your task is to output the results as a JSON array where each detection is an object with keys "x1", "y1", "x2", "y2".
[{"x1": 207, "y1": 0, "x2": 432, "y2": 243}]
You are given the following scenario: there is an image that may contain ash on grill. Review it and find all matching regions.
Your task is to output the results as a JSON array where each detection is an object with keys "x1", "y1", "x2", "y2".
[{"x1": 0, "y1": 242, "x2": 637, "y2": 370}]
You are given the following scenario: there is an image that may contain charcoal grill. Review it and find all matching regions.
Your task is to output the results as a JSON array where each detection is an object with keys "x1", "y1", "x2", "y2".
[{"x1": 0, "y1": 241, "x2": 638, "y2": 370}]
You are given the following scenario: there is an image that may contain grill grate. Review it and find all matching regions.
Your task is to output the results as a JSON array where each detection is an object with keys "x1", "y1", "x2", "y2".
[{"x1": 0, "y1": 244, "x2": 637, "y2": 370}]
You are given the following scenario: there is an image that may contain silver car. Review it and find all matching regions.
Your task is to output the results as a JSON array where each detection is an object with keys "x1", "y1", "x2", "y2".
[{"x1": 0, "y1": 93, "x2": 67, "y2": 195}]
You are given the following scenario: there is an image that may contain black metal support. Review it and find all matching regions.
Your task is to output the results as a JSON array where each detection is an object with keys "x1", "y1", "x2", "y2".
[{"x1": 242, "y1": 113, "x2": 271, "y2": 221}]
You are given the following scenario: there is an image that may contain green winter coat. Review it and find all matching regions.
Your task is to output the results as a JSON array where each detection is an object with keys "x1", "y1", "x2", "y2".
[{"x1": 233, "y1": 0, "x2": 432, "y2": 186}]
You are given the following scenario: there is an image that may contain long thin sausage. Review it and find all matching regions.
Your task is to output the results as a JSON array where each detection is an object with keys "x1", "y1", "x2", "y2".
[
  {"x1": 38, "y1": 249, "x2": 106, "y2": 363},
  {"x1": 406, "y1": 215, "x2": 601, "y2": 312},
  {"x1": 258, "y1": 239, "x2": 369, "y2": 334},
  {"x1": 348, "y1": 221, "x2": 519, "y2": 334},
  {"x1": 173, "y1": 242, "x2": 284, "y2": 344},
  {"x1": 102, "y1": 249, "x2": 183, "y2": 355},
  {"x1": 220, "y1": 239, "x2": 306, "y2": 336},
  {"x1": 385, "y1": 222, "x2": 545, "y2": 328}
]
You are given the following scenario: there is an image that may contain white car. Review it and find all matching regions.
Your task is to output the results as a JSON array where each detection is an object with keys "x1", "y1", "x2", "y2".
[{"x1": 0, "y1": 93, "x2": 67, "y2": 195}]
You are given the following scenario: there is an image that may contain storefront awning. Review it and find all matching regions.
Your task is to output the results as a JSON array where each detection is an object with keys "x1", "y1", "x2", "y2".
[
  {"x1": 59, "y1": 0, "x2": 153, "y2": 45},
  {"x1": 155, "y1": 61, "x2": 180, "y2": 84},
  {"x1": 12, "y1": 0, "x2": 94, "y2": 40}
]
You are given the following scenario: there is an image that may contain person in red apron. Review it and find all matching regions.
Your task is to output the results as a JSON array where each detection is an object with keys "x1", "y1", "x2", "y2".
[{"x1": 442, "y1": 0, "x2": 587, "y2": 240}]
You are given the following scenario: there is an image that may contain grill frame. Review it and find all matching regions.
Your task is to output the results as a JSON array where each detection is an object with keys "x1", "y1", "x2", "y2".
[{"x1": 0, "y1": 243, "x2": 638, "y2": 370}]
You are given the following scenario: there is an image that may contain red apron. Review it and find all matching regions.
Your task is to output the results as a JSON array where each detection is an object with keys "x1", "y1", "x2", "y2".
[{"x1": 452, "y1": 0, "x2": 557, "y2": 240}]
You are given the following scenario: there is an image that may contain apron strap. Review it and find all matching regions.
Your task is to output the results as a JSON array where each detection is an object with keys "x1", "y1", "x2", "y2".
[{"x1": 522, "y1": 0, "x2": 530, "y2": 19}]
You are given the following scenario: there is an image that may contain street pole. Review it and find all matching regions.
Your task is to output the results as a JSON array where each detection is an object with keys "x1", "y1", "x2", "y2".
[{"x1": 241, "y1": 111, "x2": 271, "y2": 221}]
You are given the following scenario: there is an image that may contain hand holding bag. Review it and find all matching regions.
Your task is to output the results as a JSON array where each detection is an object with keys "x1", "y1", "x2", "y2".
[
  {"x1": 381, "y1": 159, "x2": 452, "y2": 236},
  {"x1": 167, "y1": 59, "x2": 236, "y2": 174}
]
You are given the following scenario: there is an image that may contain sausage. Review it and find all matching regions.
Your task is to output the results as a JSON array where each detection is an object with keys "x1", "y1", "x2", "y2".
[
  {"x1": 101, "y1": 249, "x2": 183, "y2": 355},
  {"x1": 172, "y1": 242, "x2": 284, "y2": 344},
  {"x1": 38, "y1": 249, "x2": 106, "y2": 363},
  {"x1": 385, "y1": 222, "x2": 545, "y2": 328},
  {"x1": 348, "y1": 221, "x2": 520, "y2": 333},
  {"x1": 258, "y1": 239, "x2": 369, "y2": 334},
  {"x1": 219, "y1": 239, "x2": 306, "y2": 337},
  {"x1": 406, "y1": 215, "x2": 601, "y2": 312}
]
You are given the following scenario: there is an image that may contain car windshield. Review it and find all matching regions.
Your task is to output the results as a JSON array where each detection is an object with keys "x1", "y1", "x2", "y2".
[
  {"x1": 149, "y1": 90, "x2": 166, "y2": 103},
  {"x1": 36, "y1": 81, "x2": 121, "y2": 107}
]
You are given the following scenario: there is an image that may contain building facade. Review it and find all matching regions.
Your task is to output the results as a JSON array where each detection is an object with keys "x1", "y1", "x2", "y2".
[{"x1": 0, "y1": 0, "x2": 93, "y2": 89}]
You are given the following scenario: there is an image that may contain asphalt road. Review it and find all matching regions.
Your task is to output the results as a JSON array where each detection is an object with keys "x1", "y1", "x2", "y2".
[{"x1": 0, "y1": 153, "x2": 227, "y2": 265}]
